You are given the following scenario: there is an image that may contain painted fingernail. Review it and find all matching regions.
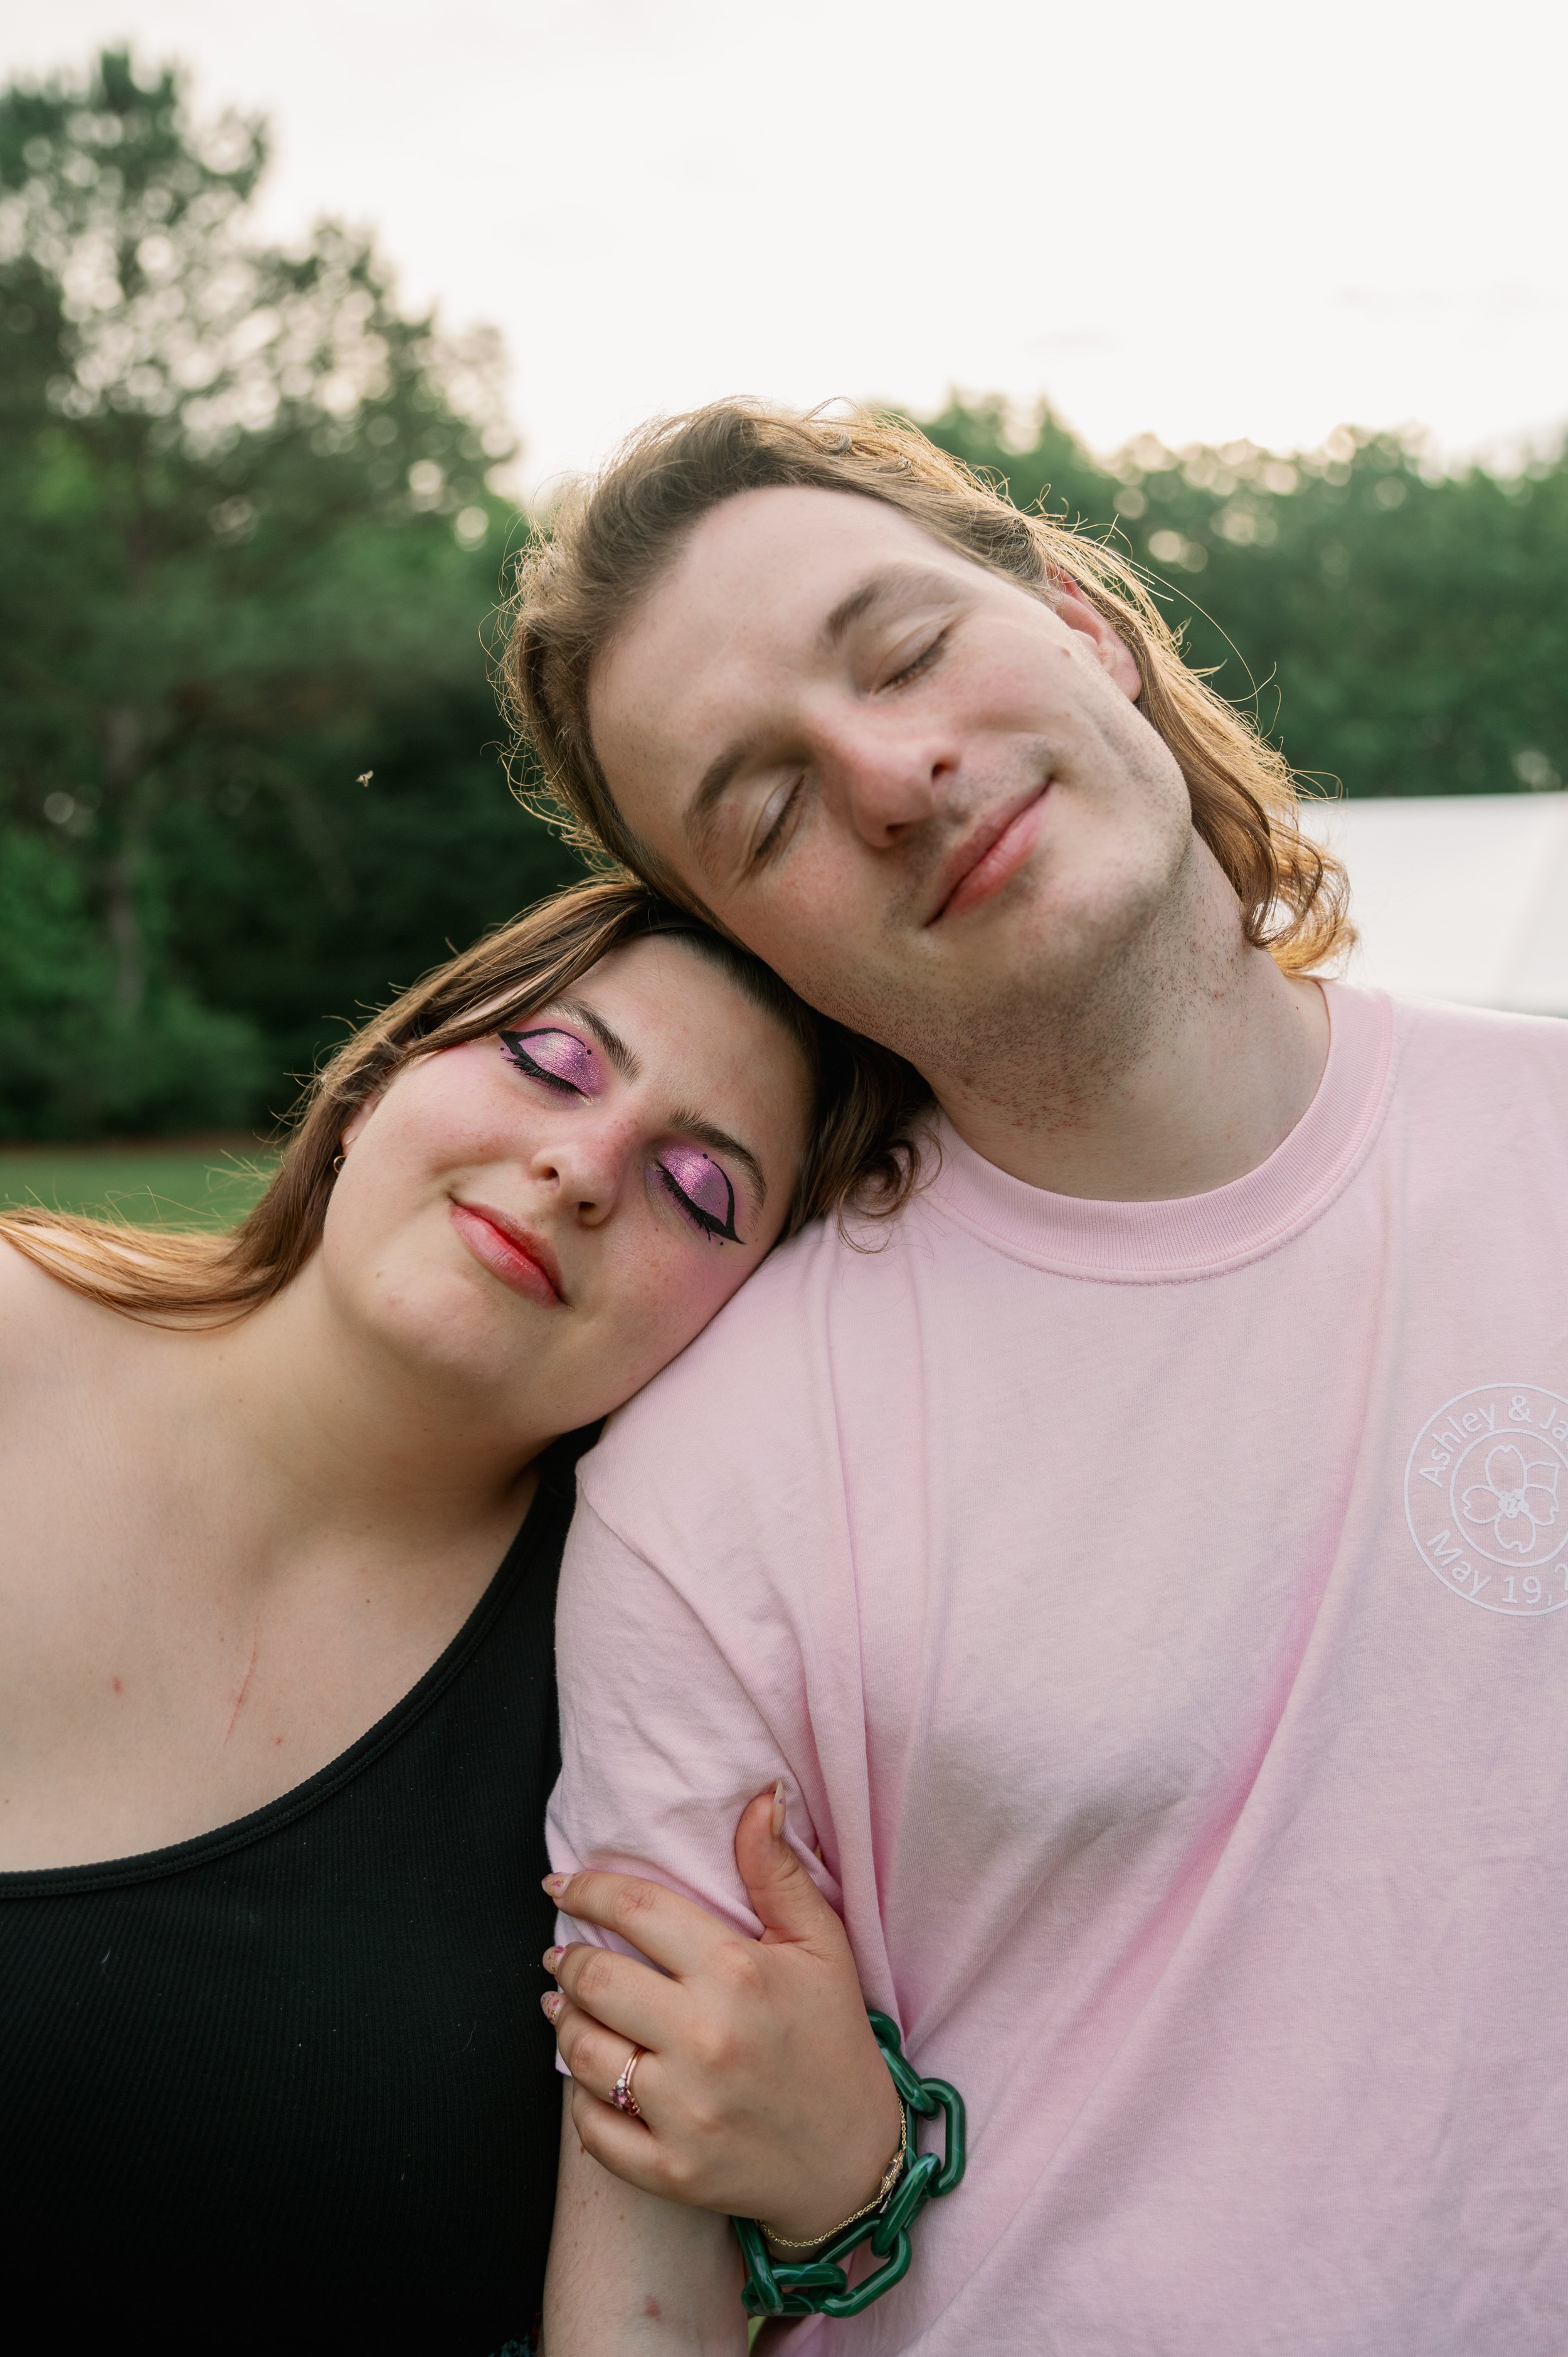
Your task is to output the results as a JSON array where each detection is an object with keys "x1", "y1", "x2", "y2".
[
  {"x1": 542, "y1": 1873, "x2": 568, "y2": 1896},
  {"x1": 541, "y1": 1991, "x2": 563, "y2": 2024},
  {"x1": 543, "y1": 1947, "x2": 564, "y2": 1973},
  {"x1": 770, "y1": 1778, "x2": 786, "y2": 1841}
]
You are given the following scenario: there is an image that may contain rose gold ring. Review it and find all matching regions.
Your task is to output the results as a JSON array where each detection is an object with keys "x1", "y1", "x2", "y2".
[{"x1": 610, "y1": 2046, "x2": 645, "y2": 2120}]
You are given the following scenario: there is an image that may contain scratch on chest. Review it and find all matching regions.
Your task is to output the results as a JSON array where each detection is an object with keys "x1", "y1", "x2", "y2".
[{"x1": 223, "y1": 1634, "x2": 258, "y2": 1744}]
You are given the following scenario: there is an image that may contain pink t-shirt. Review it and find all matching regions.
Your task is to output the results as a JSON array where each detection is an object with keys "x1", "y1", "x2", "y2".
[{"x1": 548, "y1": 984, "x2": 1568, "y2": 2353}]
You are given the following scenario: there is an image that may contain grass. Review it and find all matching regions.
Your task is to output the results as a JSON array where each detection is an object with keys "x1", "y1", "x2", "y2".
[{"x1": 0, "y1": 1137, "x2": 279, "y2": 1231}]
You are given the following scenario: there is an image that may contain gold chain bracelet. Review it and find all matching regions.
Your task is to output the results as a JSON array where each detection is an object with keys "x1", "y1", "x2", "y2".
[{"x1": 761, "y1": 2107, "x2": 909, "y2": 2251}]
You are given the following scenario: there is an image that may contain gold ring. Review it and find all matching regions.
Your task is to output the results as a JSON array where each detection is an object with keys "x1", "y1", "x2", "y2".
[{"x1": 610, "y1": 2045, "x2": 645, "y2": 2119}]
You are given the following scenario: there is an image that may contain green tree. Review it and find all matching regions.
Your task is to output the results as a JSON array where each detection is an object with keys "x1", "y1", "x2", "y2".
[
  {"x1": 920, "y1": 398, "x2": 1568, "y2": 802},
  {"x1": 0, "y1": 48, "x2": 576, "y2": 1139}
]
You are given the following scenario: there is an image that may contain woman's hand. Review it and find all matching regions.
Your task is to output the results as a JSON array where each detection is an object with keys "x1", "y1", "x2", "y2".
[{"x1": 543, "y1": 1785, "x2": 903, "y2": 2245}]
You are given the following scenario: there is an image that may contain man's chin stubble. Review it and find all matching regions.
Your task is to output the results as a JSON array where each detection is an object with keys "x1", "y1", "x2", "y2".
[{"x1": 861, "y1": 829, "x2": 1207, "y2": 1132}]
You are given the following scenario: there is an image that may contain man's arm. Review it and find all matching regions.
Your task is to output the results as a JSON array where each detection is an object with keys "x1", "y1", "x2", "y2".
[{"x1": 543, "y1": 2087, "x2": 746, "y2": 2356}]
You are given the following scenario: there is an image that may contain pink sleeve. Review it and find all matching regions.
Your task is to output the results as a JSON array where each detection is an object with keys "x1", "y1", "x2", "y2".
[{"x1": 544, "y1": 1495, "x2": 840, "y2": 1957}]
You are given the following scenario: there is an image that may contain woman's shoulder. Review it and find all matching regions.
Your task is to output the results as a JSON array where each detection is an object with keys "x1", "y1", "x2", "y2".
[
  {"x1": 0, "y1": 1226, "x2": 147, "y2": 1405},
  {"x1": 0, "y1": 1224, "x2": 92, "y2": 1341}
]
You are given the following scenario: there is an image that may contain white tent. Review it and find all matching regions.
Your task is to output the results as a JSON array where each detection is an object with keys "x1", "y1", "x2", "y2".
[{"x1": 1298, "y1": 792, "x2": 1568, "y2": 1018}]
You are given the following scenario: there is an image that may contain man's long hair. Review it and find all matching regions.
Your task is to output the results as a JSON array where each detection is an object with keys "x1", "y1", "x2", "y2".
[{"x1": 504, "y1": 400, "x2": 1351, "y2": 976}]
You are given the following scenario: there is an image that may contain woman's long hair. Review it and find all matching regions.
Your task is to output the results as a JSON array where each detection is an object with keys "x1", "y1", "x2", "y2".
[{"x1": 0, "y1": 878, "x2": 928, "y2": 1326}]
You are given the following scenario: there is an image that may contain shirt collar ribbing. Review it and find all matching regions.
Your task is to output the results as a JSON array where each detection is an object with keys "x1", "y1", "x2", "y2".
[{"x1": 921, "y1": 982, "x2": 1396, "y2": 1282}]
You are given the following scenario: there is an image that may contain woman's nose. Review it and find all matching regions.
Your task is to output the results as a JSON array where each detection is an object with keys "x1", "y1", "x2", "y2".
[{"x1": 527, "y1": 1115, "x2": 633, "y2": 1225}]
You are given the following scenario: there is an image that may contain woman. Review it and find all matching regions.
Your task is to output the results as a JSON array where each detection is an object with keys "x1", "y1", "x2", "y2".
[{"x1": 0, "y1": 880, "x2": 916, "y2": 2356}]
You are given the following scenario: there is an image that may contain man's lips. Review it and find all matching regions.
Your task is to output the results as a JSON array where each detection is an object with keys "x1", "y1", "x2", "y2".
[
  {"x1": 927, "y1": 786, "x2": 1050, "y2": 924},
  {"x1": 450, "y1": 1200, "x2": 565, "y2": 1305}
]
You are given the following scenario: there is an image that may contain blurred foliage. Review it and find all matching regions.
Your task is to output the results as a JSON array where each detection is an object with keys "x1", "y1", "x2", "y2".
[
  {"x1": 920, "y1": 398, "x2": 1568, "y2": 802},
  {"x1": 4, "y1": 51, "x2": 1565, "y2": 1142},
  {"x1": 0, "y1": 48, "x2": 578, "y2": 1140}
]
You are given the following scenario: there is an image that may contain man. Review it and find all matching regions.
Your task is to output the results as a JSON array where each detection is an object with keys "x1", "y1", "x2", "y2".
[{"x1": 516, "y1": 404, "x2": 1568, "y2": 2351}]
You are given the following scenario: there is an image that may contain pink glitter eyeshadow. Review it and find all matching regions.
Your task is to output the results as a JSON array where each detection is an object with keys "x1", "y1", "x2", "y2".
[
  {"x1": 502, "y1": 1029, "x2": 598, "y2": 1093},
  {"x1": 660, "y1": 1144, "x2": 733, "y2": 1226}
]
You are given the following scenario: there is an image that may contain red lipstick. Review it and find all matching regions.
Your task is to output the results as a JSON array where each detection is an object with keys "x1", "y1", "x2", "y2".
[{"x1": 450, "y1": 1200, "x2": 565, "y2": 1305}]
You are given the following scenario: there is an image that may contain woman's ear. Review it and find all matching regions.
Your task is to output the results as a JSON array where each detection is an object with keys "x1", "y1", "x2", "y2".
[
  {"x1": 339, "y1": 1092, "x2": 382, "y2": 1152},
  {"x1": 1048, "y1": 579, "x2": 1144, "y2": 703}
]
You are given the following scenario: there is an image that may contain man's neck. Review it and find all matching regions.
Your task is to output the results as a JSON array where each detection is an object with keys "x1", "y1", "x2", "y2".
[{"x1": 928, "y1": 849, "x2": 1331, "y2": 1203}]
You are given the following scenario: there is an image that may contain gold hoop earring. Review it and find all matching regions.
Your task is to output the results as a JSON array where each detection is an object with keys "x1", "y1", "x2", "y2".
[{"x1": 332, "y1": 1152, "x2": 346, "y2": 1174}]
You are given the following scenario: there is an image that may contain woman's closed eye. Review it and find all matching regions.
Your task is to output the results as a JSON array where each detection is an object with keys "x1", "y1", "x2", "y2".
[
  {"x1": 500, "y1": 1028, "x2": 596, "y2": 1096},
  {"x1": 657, "y1": 1145, "x2": 744, "y2": 1245}
]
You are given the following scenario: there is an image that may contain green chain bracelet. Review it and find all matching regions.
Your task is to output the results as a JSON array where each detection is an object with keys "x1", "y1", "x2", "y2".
[{"x1": 733, "y1": 2011, "x2": 967, "y2": 2321}]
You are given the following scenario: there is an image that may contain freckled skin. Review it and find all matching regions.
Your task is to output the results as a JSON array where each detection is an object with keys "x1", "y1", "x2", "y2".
[
  {"x1": 0, "y1": 935, "x2": 813, "y2": 1874},
  {"x1": 590, "y1": 484, "x2": 1328, "y2": 1204},
  {"x1": 590, "y1": 486, "x2": 1192, "y2": 1114},
  {"x1": 500, "y1": 1026, "x2": 744, "y2": 1243},
  {"x1": 333, "y1": 937, "x2": 811, "y2": 1452}
]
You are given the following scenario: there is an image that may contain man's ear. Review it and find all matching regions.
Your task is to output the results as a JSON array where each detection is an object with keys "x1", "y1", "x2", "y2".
[{"x1": 1049, "y1": 579, "x2": 1144, "y2": 703}]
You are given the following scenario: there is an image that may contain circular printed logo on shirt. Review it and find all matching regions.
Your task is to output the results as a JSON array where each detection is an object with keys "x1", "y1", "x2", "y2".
[{"x1": 1406, "y1": 1384, "x2": 1568, "y2": 1614}]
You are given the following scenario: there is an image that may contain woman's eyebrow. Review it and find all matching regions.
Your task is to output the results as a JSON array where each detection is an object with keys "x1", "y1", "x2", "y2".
[
  {"x1": 541, "y1": 1008, "x2": 768, "y2": 1210},
  {"x1": 549, "y1": 998, "x2": 640, "y2": 1080},
  {"x1": 668, "y1": 1109, "x2": 768, "y2": 1210}
]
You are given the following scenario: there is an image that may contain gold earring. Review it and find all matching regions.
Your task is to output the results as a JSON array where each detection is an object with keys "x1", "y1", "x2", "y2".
[{"x1": 332, "y1": 1152, "x2": 346, "y2": 1174}]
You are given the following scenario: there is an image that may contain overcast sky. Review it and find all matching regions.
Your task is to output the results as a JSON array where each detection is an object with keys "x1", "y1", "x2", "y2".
[{"x1": 8, "y1": 0, "x2": 1566, "y2": 499}]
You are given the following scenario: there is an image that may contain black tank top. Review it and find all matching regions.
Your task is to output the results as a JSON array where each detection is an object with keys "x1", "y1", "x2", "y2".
[{"x1": 0, "y1": 1433, "x2": 591, "y2": 2357}]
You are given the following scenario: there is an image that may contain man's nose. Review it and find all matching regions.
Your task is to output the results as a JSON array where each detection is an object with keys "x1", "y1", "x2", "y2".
[{"x1": 817, "y1": 715, "x2": 955, "y2": 848}]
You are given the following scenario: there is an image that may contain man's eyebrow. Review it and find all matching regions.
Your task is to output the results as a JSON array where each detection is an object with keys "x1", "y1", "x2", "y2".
[
  {"x1": 818, "y1": 563, "x2": 961, "y2": 654},
  {"x1": 669, "y1": 1109, "x2": 768, "y2": 1210},
  {"x1": 550, "y1": 998, "x2": 640, "y2": 1080},
  {"x1": 682, "y1": 565, "x2": 965, "y2": 861}
]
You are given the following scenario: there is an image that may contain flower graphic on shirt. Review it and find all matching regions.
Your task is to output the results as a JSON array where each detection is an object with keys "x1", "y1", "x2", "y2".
[{"x1": 1460, "y1": 1444, "x2": 1560, "y2": 1555}]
